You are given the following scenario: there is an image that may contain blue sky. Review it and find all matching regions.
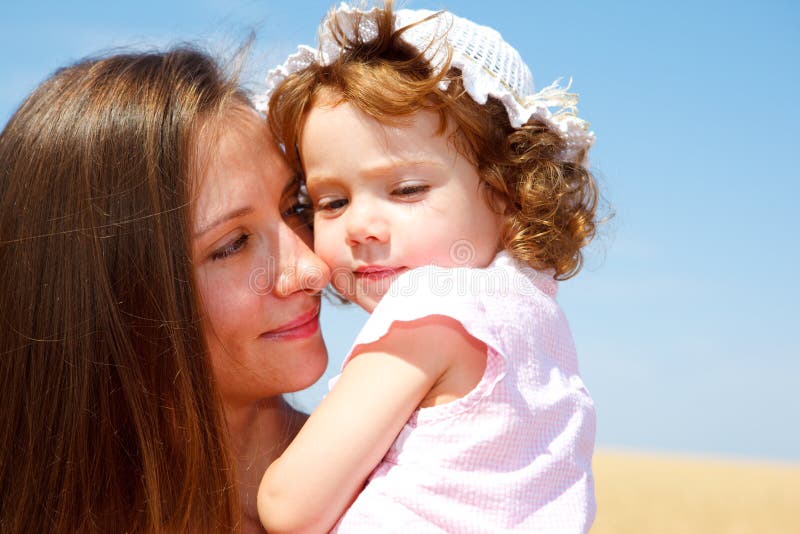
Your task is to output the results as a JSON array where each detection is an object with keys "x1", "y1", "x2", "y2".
[{"x1": 3, "y1": 1, "x2": 798, "y2": 462}]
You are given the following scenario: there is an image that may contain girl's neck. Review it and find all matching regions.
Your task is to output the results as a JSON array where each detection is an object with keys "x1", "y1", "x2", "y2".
[{"x1": 224, "y1": 396, "x2": 307, "y2": 534}]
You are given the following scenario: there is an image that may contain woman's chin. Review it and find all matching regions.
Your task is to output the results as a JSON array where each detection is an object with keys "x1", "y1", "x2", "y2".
[{"x1": 285, "y1": 338, "x2": 329, "y2": 393}]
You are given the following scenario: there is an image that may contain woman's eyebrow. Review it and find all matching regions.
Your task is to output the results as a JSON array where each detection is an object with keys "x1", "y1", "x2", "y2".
[
  {"x1": 282, "y1": 173, "x2": 303, "y2": 195},
  {"x1": 194, "y1": 206, "x2": 254, "y2": 238}
]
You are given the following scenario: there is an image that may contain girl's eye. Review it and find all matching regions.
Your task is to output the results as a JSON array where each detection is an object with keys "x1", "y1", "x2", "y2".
[
  {"x1": 392, "y1": 184, "x2": 429, "y2": 197},
  {"x1": 317, "y1": 198, "x2": 349, "y2": 211},
  {"x1": 211, "y1": 233, "x2": 250, "y2": 261}
]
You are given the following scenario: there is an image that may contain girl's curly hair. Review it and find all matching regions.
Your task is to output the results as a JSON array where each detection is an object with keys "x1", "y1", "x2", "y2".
[{"x1": 269, "y1": 1, "x2": 599, "y2": 279}]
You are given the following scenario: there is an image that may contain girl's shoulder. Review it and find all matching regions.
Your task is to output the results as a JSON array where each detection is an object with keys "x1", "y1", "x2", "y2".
[
  {"x1": 341, "y1": 252, "x2": 561, "y2": 368},
  {"x1": 388, "y1": 251, "x2": 557, "y2": 306}
]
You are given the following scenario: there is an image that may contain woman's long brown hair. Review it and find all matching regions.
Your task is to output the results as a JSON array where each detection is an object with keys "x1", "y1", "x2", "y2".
[{"x1": 0, "y1": 48, "x2": 243, "y2": 532}]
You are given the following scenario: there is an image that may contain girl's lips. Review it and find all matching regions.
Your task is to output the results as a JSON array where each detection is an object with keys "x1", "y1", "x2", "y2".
[
  {"x1": 354, "y1": 266, "x2": 406, "y2": 280},
  {"x1": 261, "y1": 305, "x2": 320, "y2": 341}
]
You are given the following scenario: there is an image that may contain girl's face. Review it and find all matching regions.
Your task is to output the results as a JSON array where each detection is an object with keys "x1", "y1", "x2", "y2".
[
  {"x1": 301, "y1": 98, "x2": 503, "y2": 312},
  {"x1": 192, "y1": 108, "x2": 330, "y2": 406}
]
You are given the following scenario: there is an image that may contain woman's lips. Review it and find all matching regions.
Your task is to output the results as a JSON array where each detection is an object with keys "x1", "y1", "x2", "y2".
[{"x1": 261, "y1": 305, "x2": 320, "y2": 341}]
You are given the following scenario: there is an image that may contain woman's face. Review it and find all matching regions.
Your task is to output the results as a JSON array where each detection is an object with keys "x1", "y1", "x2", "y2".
[{"x1": 191, "y1": 108, "x2": 330, "y2": 407}]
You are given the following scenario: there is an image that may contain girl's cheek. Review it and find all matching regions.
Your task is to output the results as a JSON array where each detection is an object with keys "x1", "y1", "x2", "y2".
[
  {"x1": 330, "y1": 269, "x2": 355, "y2": 301},
  {"x1": 313, "y1": 230, "x2": 339, "y2": 267}
]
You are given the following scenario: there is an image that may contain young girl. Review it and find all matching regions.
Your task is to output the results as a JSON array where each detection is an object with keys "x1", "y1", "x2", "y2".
[{"x1": 257, "y1": 2, "x2": 599, "y2": 532}]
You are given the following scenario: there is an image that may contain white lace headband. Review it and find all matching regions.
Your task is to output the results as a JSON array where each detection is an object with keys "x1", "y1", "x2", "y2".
[{"x1": 256, "y1": 2, "x2": 595, "y2": 165}]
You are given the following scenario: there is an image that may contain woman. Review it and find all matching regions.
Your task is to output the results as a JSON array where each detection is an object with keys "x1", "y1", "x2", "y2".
[{"x1": 0, "y1": 47, "x2": 329, "y2": 532}]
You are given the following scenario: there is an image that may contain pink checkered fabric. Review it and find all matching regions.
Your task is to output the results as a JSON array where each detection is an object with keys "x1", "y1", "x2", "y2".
[{"x1": 329, "y1": 252, "x2": 596, "y2": 533}]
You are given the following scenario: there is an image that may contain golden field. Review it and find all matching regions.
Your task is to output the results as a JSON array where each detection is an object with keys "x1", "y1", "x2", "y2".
[{"x1": 591, "y1": 450, "x2": 800, "y2": 533}]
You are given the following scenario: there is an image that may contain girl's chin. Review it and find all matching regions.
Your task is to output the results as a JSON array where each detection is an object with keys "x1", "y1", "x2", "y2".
[
  {"x1": 343, "y1": 293, "x2": 380, "y2": 314},
  {"x1": 347, "y1": 282, "x2": 396, "y2": 313}
]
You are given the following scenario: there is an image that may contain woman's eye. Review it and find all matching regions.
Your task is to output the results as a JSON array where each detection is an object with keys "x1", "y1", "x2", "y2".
[
  {"x1": 392, "y1": 184, "x2": 429, "y2": 197},
  {"x1": 317, "y1": 198, "x2": 348, "y2": 211},
  {"x1": 282, "y1": 201, "x2": 311, "y2": 219},
  {"x1": 211, "y1": 233, "x2": 250, "y2": 261}
]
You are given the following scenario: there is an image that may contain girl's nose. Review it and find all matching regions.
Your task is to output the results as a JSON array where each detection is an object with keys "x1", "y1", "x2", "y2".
[
  {"x1": 274, "y1": 224, "x2": 331, "y2": 297},
  {"x1": 344, "y1": 200, "x2": 389, "y2": 247}
]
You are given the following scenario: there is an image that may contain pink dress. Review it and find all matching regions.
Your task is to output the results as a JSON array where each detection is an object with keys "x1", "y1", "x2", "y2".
[{"x1": 330, "y1": 252, "x2": 596, "y2": 533}]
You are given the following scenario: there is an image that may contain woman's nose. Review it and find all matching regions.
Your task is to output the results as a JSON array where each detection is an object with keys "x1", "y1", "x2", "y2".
[
  {"x1": 273, "y1": 224, "x2": 331, "y2": 297},
  {"x1": 344, "y1": 200, "x2": 389, "y2": 247}
]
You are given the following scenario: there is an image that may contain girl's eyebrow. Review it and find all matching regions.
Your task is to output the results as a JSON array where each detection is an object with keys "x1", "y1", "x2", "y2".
[
  {"x1": 307, "y1": 160, "x2": 445, "y2": 186},
  {"x1": 361, "y1": 159, "x2": 445, "y2": 178}
]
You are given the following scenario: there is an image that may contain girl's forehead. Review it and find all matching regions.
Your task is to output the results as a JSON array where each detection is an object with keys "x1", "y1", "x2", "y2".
[
  {"x1": 301, "y1": 101, "x2": 469, "y2": 191},
  {"x1": 308, "y1": 85, "x2": 447, "y2": 132},
  {"x1": 305, "y1": 100, "x2": 449, "y2": 148}
]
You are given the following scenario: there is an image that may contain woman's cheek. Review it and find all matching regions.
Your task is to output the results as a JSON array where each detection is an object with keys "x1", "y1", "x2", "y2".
[{"x1": 198, "y1": 263, "x2": 258, "y2": 337}]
